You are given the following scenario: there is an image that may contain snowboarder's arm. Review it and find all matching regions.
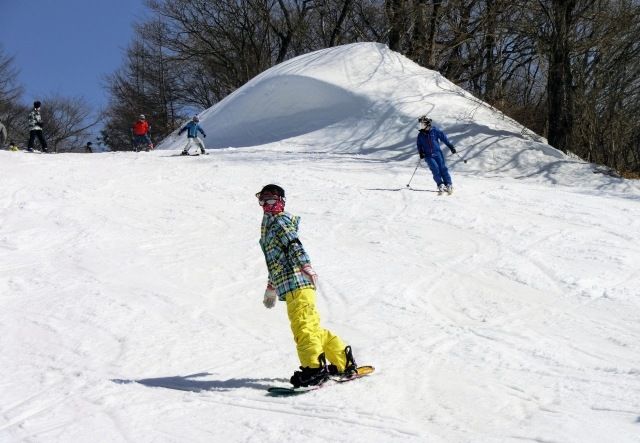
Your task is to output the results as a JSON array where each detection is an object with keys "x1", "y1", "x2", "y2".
[
  {"x1": 275, "y1": 219, "x2": 311, "y2": 268},
  {"x1": 198, "y1": 126, "x2": 206, "y2": 137},
  {"x1": 178, "y1": 125, "x2": 187, "y2": 135}
]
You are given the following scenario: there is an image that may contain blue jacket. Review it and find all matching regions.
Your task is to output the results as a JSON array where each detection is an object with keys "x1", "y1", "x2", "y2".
[
  {"x1": 417, "y1": 127, "x2": 454, "y2": 158},
  {"x1": 178, "y1": 121, "x2": 206, "y2": 138}
]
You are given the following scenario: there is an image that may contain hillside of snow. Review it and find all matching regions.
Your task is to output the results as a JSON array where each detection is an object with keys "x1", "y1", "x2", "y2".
[
  {"x1": 162, "y1": 43, "x2": 621, "y2": 190},
  {"x1": 2, "y1": 43, "x2": 640, "y2": 442}
]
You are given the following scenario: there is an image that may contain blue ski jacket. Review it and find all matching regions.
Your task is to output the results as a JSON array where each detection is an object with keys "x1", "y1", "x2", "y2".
[
  {"x1": 416, "y1": 127, "x2": 455, "y2": 158},
  {"x1": 178, "y1": 121, "x2": 206, "y2": 138}
]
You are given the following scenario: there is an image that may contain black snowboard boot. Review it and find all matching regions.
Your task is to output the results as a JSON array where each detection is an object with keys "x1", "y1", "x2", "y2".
[
  {"x1": 327, "y1": 345, "x2": 357, "y2": 376},
  {"x1": 290, "y1": 353, "x2": 329, "y2": 388}
]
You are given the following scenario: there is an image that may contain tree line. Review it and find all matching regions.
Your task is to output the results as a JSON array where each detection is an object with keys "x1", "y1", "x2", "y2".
[
  {"x1": 3, "y1": 1, "x2": 639, "y2": 174},
  {"x1": 0, "y1": 46, "x2": 100, "y2": 152}
]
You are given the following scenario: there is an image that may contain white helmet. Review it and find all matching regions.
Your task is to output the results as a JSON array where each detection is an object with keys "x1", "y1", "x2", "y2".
[{"x1": 139, "y1": 114, "x2": 146, "y2": 120}]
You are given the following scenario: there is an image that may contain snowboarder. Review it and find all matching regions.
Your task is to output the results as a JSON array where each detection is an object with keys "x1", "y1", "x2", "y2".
[
  {"x1": 177, "y1": 115, "x2": 206, "y2": 155},
  {"x1": 85, "y1": 142, "x2": 93, "y2": 153},
  {"x1": 256, "y1": 184, "x2": 357, "y2": 388},
  {"x1": 416, "y1": 115, "x2": 457, "y2": 194},
  {"x1": 131, "y1": 114, "x2": 153, "y2": 152},
  {"x1": 27, "y1": 101, "x2": 49, "y2": 152}
]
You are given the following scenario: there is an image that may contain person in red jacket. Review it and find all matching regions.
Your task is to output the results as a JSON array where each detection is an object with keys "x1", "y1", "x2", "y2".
[{"x1": 131, "y1": 114, "x2": 153, "y2": 152}]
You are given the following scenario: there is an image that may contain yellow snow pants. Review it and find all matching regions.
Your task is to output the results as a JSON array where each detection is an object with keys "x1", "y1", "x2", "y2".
[{"x1": 285, "y1": 288, "x2": 348, "y2": 371}]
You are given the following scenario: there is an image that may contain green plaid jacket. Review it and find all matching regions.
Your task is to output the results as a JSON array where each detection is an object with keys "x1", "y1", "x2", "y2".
[{"x1": 259, "y1": 211, "x2": 313, "y2": 300}]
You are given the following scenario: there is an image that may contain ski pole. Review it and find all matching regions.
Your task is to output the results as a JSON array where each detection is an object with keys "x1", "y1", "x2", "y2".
[
  {"x1": 454, "y1": 151, "x2": 468, "y2": 164},
  {"x1": 406, "y1": 158, "x2": 422, "y2": 188}
]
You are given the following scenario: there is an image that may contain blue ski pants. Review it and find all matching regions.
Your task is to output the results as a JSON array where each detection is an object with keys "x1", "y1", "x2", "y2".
[{"x1": 424, "y1": 150, "x2": 452, "y2": 187}]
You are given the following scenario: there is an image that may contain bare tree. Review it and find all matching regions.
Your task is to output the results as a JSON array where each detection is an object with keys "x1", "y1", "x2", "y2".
[{"x1": 39, "y1": 96, "x2": 100, "y2": 152}]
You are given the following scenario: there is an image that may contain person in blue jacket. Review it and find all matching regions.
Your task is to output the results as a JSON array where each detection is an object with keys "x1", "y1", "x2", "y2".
[
  {"x1": 416, "y1": 115, "x2": 457, "y2": 194},
  {"x1": 178, "y1": 115, "x2": 207, "y2": 155}
]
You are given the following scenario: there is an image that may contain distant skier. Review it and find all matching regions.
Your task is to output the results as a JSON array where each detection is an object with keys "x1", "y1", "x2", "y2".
[
  {"x1": 178, "y1": 115, "x2": 206, "y2": 155},
  {"x1": 416, "y1": 115, "x2": 457, "y2": 194},
  {"x1": 131, "y1": 114, "x2": 153, "y2": 152},
  {"x1": 9, "y1": 140, "x2": 20, "y2": 151},
  {"x1": 85, "y1": 142, "x2": 93, "y2": 153},
  {"x1": 0, "y1": 121, "x2": 7, "y2": 147},
  {"x1": 27, "y1": 101, "x2": 49, "y2": 153},
  {"x1": 256, "y1": 184, "x2": 358, "y2": 388}
]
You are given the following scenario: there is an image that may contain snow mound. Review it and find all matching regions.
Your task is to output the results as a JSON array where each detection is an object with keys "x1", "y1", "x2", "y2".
[{"x1": 160, "y1": 43, "x2": 609, "y2": 185}]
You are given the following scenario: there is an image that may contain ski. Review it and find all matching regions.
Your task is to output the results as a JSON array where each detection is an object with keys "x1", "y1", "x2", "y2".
[{"x1": 266, "y1": 365, "x2": 375, "y2": 397}]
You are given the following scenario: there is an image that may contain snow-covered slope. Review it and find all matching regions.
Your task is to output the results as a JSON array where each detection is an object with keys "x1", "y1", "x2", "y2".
[
  {"x1": 162, "y1": 42, "x2": 613, "y2": 188},
  {"x1": 2, "y1": 43, "x2": 640, "y2": 442}
]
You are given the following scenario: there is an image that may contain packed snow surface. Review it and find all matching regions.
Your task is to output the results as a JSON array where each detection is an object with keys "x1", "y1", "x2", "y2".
[{"x1": 2, "y1": 43, "x2": 640, "y2": 442}]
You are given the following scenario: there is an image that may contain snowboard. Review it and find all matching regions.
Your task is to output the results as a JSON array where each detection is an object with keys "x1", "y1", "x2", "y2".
[{"x1": 266, "y1": 365, "x2": 375, "y2": 397}]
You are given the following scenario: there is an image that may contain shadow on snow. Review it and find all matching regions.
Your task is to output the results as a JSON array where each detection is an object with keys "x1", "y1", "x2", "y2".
[{"x1": 112, "y1": 372, "x2": 288, "y2": 392}]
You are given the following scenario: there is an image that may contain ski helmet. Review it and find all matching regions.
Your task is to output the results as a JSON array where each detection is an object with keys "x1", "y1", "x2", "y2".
[
  {"x1": 256, "y1": 184, "x2": 286, "y2": 214},
  {"x1": 256, "y1": 184, "x2": 285, "y2": 199},
  {"x1": 34, "y1": 101, "x2": 41, "y2": 109},
  {"x1": 192, "y1": 115, "x2": 199, "y2": 122},
  {"x1": 139, "y1": 114, "x2": 146, "y2": 120}
]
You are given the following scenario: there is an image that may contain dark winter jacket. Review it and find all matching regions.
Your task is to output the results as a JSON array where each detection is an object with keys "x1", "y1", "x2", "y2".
[
  {"x1": 178, "y1": 121, "x2": 206, "y2": 138},
  {"x1": 28, "y1": 109, "x2": 43, "y2": 131},
  {"x1": 417, "y1": 127, "x2": 455, "y2": 158},
  {"x1": 0, "y1": 122, "x2": 6, "y2": 146}
]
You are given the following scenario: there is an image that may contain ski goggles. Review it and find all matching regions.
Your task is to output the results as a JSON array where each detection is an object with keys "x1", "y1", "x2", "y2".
[{"x1": 256, "y1": 193, "x2": 283, "y2": 206}]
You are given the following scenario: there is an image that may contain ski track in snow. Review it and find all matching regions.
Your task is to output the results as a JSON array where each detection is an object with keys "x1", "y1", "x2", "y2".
[{"x1": 1, "y1": 148, "x2": 640, "y2": 442}]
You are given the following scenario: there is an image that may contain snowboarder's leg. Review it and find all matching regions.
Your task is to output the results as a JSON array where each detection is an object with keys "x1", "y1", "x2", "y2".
[
  {"x1": 425, "y1": 156, "x2": 443, "y2": 187},
  {"x1": 286, "y1": 288, "x2": 327, "y2": 368},
  {"x1": 36, "y1": 131, "x2": 48, "y2": 152},
  {"x1": 28, "y1": 130, "x2": 37, "y2": 151},
  {"x1": 320, "y1": 330, "x2": 349, "y2": 372},
  {"x1": 286, "y1": 288, "x2": 351, "y2": 373}
]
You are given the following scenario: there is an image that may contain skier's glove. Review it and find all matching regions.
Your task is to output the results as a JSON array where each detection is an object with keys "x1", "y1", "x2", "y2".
[
  {"x1": 449, "y1": 147, "x2": 457, "y2": 154},
  {"x1": 301, "y1": 264, "x2": 318, "y2": 287},
  {"x1": 263, "y1": 284, "x2": 277, "y2": 309},
  {"x1": 419, "y1": 152, "x2": 424, "y2": 159}
]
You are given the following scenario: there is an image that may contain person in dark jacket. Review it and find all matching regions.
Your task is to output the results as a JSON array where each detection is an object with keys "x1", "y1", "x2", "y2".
[
  {"x1": 416, "y1": 115, "x2": 457, "y2": 194},
  {"x1": 27, "y1": 101, "x2": 49, "y2": 152},
  {"x1": 0, "y1": 121, "x2": 7, "y2": 147},
  {"x1": 177, "y1": 115, "x2": 206, "y2": 155},
  {"x1": 257, "y1": 184, "x2": 358, "y2": 388}
]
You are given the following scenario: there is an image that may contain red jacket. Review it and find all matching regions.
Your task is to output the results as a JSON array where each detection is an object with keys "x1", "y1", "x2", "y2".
[{"x1": 132, "y1": 120, "x2": 149, "y2": 136}]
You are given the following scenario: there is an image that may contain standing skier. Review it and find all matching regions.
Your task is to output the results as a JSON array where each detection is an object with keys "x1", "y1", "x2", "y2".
[
  {"x1": 416, "y1": 115, "x2": 457, "y2": 194},
  {"x1": 256, "y1": 184, "x2": 357, "y2": 388},
  {"x1": 0, "y1": 121, "x2": 7, "y2": 147},
  {"x1": 27, "y1": 101, "x2": 49, "y2": 153},
  {"x1": 177, "y1": 115, "x2": 206, "y2": 155},
  {"x1": 131, "y1": 114, "x2": 153, "y2": 151}
]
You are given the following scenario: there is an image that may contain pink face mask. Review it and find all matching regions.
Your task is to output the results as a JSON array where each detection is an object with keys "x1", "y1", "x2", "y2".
[{"x1": 258, "y1": 194, "x2": 285, "y2": 214}]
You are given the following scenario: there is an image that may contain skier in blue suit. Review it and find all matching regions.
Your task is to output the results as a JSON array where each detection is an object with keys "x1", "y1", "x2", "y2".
[
  {"x1": 178, "y1": 115, "x2": 207, "y2": 155},
  {"x1": 416, "y1": 115, "x2": 457, "y2": 194}
]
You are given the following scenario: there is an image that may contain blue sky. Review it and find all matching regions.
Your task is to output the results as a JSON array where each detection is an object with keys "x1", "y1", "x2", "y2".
[{"x1": 0, "y1": 0, "x2": 147, "y2": 112}]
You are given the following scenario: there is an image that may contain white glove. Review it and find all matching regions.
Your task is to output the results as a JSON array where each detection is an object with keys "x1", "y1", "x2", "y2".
[
  {"x1": 301, "y1": 264, "x2": 318, "y2": 287},
  {"x1": 263, "y1": 284, "x2": 277, "y2": 309}
]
